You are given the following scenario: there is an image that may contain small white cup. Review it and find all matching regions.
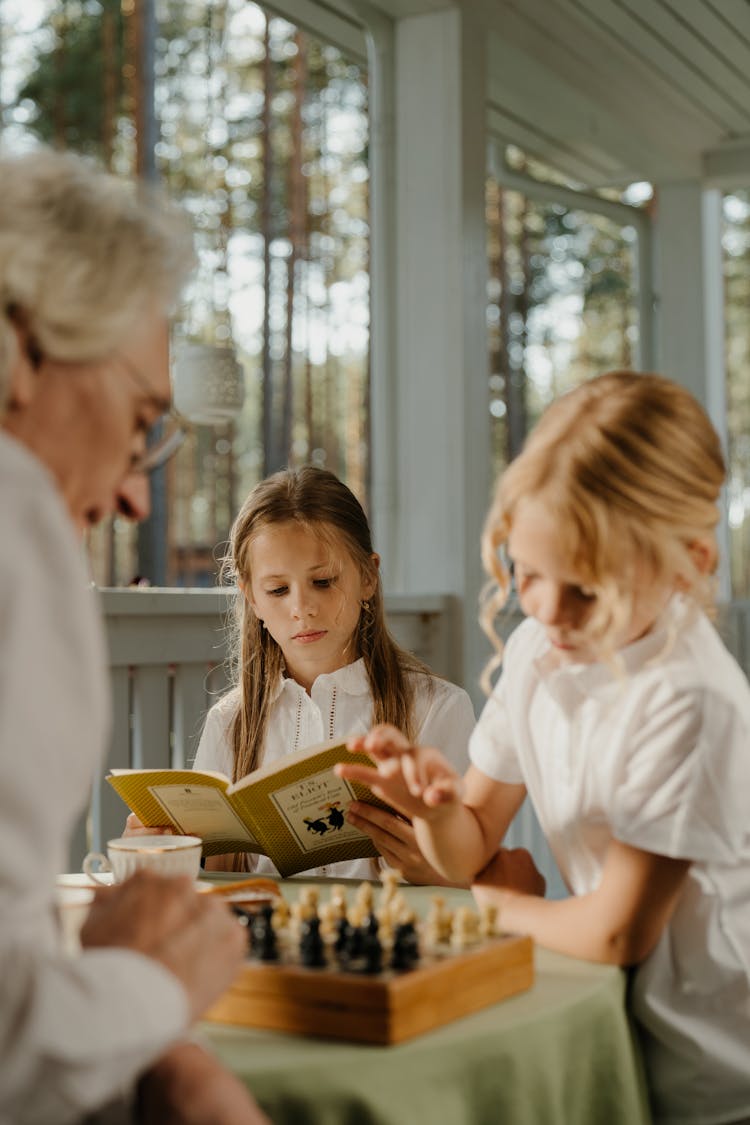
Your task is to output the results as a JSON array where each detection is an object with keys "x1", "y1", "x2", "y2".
[
  {"x1": 55, "y1": 885, "x2": 96, "y2": 956},
  {"x1": 173, "y1": 341, "x2": 245, "y2": 424},
  {"x1": 83, "y1": 835, "x2": 203, "y2": 885}
]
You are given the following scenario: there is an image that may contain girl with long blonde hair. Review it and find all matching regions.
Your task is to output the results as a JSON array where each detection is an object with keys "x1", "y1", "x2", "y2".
[{"x1": 340, "y1": 371, "x2": 750, "y2": 1125}]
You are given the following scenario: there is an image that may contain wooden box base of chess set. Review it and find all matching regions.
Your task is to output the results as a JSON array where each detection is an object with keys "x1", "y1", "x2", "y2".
[{"x1": 205, "y1": 876, "x2": 534, "y2": 1045}]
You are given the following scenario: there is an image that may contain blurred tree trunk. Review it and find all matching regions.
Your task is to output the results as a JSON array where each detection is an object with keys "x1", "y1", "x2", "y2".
[
  {"x1": 283, "y1": 33, "x2": 307, "y2": 465},
  {"x1": 261, "y1": 15, "x2": 275, "y2": 474}
]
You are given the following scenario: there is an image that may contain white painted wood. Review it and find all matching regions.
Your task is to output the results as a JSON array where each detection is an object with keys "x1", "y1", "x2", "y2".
[
  {"x1": 623, "y1": 0, "x2": 750, "y2": 123},
  {"x1": 652, "y1": 182, "x2": 730, "y2": 599},
  {"x1": 392, "y1": 4, "x2": 492, "y2": 710},
  {"x1": 571, "y1": 0, "x2": 749, "y2": 134}
]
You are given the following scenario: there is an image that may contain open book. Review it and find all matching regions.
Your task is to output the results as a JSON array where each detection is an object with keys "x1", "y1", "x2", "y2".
[{"x1": 106, "y1": 737, "x2": 393, "y2": 877}]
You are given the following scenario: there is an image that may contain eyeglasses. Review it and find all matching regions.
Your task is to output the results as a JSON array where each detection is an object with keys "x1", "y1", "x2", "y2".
[
  {"x1": 109, "y1": 353, "x2": 192, "y2": 475},
  {"x1": 7, "y1": 303, "x2": 191, "y2": 475}
]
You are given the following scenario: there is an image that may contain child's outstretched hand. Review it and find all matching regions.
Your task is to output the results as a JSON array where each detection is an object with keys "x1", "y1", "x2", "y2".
[{"x1": 336, "y1": 724, "x2": 463, "y2": 821}]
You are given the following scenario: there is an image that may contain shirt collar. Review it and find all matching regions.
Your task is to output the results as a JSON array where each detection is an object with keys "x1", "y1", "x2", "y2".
[
  {"x1": 275, "y1": 656, "x2": 370, "y2": 701},
  {"x1": 533, "y1": 594, "x2": 692, "y2": 710}
]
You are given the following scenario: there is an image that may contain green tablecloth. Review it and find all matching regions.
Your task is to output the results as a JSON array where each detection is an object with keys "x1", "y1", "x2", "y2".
[{"x1": 198, "y1": 878, "x2": 652, "y2": 1125}]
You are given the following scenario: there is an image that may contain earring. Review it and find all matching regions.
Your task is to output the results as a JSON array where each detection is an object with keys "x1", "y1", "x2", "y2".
[{"x1": 361, "y1": 600, "x2": 370, "y2": 611}]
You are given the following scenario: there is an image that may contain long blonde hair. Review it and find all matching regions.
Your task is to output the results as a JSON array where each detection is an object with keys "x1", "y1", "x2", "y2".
[
  {"x1": 222, "y1": 466, "x2": 434, "y2": 784},
  {"x1": 480, "y1": 371, "x2": 726, "y2": 685}
]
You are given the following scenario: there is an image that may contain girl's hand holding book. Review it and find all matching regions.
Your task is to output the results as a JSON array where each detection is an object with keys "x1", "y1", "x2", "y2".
[{"x1": 124, "y1": 812, "x2": 175, "y2": 837}]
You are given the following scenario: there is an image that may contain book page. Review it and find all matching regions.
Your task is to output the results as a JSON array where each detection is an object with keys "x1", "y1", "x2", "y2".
[
  {"x1": 269, "y1": 770, "x2": 367, "y2": 855},
  {"x1": 149, "y1": 784, "x2": 260, "y2": 848}
]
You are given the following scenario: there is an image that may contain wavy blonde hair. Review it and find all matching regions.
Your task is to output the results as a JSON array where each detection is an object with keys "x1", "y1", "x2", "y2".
[
  {"x1": 222, "y1": 466, "x2": 435, "y2": 788},
  {"x1": 480, "y1": 371, "x2": 726, "y2": 688},
  {"x1": 0, "y1": 146, "x2": 193, "y2": 409}
]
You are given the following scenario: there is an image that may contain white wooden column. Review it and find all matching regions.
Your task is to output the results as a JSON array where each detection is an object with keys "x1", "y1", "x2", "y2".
[
  {"x1": 652, "y1": 181, "x2": 730, "y2": 598},
  {"x1": 370, "y1": 4, "x2": 490, "y2": 705}
]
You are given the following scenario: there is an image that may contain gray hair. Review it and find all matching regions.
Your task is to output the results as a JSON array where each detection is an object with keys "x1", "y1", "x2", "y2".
[{"x1": 0, "y1": 146, "x2": 194, "y2": 408}]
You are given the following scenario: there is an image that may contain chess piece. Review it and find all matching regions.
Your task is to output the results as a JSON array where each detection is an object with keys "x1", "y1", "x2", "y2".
[
  {"x1": 333, "y1": 915, "x2": 352, "y2": 960},
  {"x1": 318, "y1": 900, "x2": 338, "y2": 940},
  {"x1": 451, "y1": 905, "x2": 480, "y2": 950},
  {"x1": 425, "y1": 895, "x2": 453, "y2": 945},
  {"x1": 361, "y1": 913, "x2": 383, "y2": 974},
  {"x1": 378, "y1": 867, "x2": 401, "y2": 907},
  {"x1": 479, "y1": 901, "x2": 499, "y2": 939},
  {"x1": 355, "y1": 881, "x2": 374, "y2": 915},
  {"x1": 343, "y1": 920, "x2": 365, "y2": 964},
  {"x1": 391, "y1": 919, "x2": 420, "y2": 971},
  {"x1": 251, "y1": 904, "x2": 279, "y2": 962},
  {"x1": 329, "y1": 884, "x2": 348, "y2": 920},
  {"x1": 299, "y1": 915, "x2": 326, "y2": 968},
  {"x1": 272, "y1": 896, "x2": 290, "y2": 931}
]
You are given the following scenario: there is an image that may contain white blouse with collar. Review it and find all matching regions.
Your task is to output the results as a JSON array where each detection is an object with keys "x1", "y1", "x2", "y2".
[{"x1": 193, "y1": 658, "x2": 476, "y2": 880}]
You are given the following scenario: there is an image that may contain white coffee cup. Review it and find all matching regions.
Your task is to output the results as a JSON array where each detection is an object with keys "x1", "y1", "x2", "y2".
[
  {"x1": 173, "y1": 341, "x2": 245, "y2": 424},
  {"x1": 83, "y1": 835, "x2": 203, "y2": 885},
  {"x1": 55, "y1": 885, "x2": 95, "y2": 956}
]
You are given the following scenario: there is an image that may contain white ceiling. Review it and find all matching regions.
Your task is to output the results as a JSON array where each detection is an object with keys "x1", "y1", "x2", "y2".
[
  {"x1": 297, "y1": 0, "x2": 750, "y2": 189},
  {"x1": 482, "y1": 0, "x2": 750, "y2": 188}
]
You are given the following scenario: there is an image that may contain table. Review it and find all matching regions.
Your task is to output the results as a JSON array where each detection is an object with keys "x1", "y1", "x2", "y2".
[{"x1": 198, "y1": 878, "x2": 652, "y2": 1125}]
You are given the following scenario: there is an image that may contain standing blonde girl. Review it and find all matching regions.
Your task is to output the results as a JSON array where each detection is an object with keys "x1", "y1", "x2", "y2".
[
  {"x1": 340, "y1": 372, "x2": 750, "y2": 1125},
  {"x1": 194, "y1": 465, "x2": 477, "y2": 882}
]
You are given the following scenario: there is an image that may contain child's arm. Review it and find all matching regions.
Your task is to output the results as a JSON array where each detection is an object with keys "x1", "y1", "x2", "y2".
[
  {"x1": 340, "y1": 725, "x2": 527, "y2": 884},
  {"x1": 473, "y1": 838, "x2": 690, "y2": 966}
]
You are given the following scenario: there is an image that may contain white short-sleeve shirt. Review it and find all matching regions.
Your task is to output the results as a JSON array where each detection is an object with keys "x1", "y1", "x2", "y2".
[
  {"x1": 194, "y1": 659, "x2": 475, "y2": 881},
  {"x1": 470, "y1": 597, "x2": 750, "y2": 1125}
]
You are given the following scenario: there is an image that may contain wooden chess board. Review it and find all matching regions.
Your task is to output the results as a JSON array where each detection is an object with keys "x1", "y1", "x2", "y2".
[{"x1": 205, "y1": 931, "x2": 534, "y2": 1045}]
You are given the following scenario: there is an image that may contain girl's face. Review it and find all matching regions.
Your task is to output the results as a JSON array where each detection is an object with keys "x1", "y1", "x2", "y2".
[
  {"x1": 508, "y1": 498, "x2": 673, "y2": 664},
  {"x1": 246, "y1": 520, "x2": 377, "y2": 691}
]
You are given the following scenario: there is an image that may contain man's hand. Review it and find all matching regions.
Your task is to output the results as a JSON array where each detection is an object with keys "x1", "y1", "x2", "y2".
[
  {"x1": 137, "y1": 1042, "x2": 270, "y2": 1125},
  {"x1": 81, "y1": 870, "x2": 246, "y2": 1021}
]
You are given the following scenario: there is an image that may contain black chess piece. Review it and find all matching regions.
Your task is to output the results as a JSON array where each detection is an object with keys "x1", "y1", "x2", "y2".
[
  {"x1": 231, "y1": 905, "x2": 254, "y2": 952},
  {"x1": 391, "y1": 920, "x2": 420, "y2": 971},
  {"x1": 251, "y1": 904, "x2": 279, "y2": 962},
  {"x1": 299, "y1": 915, "x2": 326, "y2": 968},
  {"x1": 343, "y1": 921, "x2": 364, "y2": 963},
  {"x1": 333, "y1": 915, "x2": 351, "y2": 960},
  {"x1": 361, "y1": 913, "x2": 383, "y2": 974}
]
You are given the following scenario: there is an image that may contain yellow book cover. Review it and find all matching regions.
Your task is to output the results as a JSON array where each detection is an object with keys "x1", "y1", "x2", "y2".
[{"x1": 107, "y1": 737, "x2": 392, "y2": 876}]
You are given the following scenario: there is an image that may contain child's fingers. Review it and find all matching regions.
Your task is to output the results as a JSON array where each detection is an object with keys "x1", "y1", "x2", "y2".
[
  {"x1": 423, "y1": 776, "x2": 464, "y2": 807},
  {"x1": 348, "y1": 724, "x2": 412, "y2": 761}
]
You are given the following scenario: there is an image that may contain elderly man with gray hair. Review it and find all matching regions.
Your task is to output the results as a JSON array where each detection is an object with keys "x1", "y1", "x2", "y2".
[{"x1": 0, "y1": 147, "x2": 267, "y2": 1125}]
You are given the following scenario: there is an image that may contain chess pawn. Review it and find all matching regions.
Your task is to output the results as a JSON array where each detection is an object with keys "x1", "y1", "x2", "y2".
[
  {"x1": 425, "y1": 895, "x2": 453, "y2": 945},
  {"x1": 479, "y1": 901, "x2": 499, "y2": 939},
  {"x1": 299, "y1": 915, "x2": 326, "y2": 968},
  {"x1": 361, "y1": 913, "x2": 383, "y2": 974},
  {"x1": 329, "y1": 883, "x2": 348, "y2": 920},
  {"x1": 298, "y1": 886, "x2": 319, "y2": 919},
  {"x1": 318, "y1": 900, "x2": 338, "y2": 940},
  {"x1": 355, "y1": 881, "x2": 374, "y2": 915},
  {"x1": 378, "y1": 867, "x2": 402, "y2": 907},
  {"x1": 375, "y1": 901, "x2": 395, "y2": 945},
  {"x1": 391, "y1": 919, "x2": 420, "y2": 971},
  {"x1": 347, "y1": 901, "x2": 367, "y2": 930},
  {"x1": 390, "y1": 890, "x2": 408, "y2": 922},
  {"x1": 451, "y1": 905, "x2": 480, "y2": 950},
  {"x1": 272, "y1": 897, "x2": 290, "y2": 932}
]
